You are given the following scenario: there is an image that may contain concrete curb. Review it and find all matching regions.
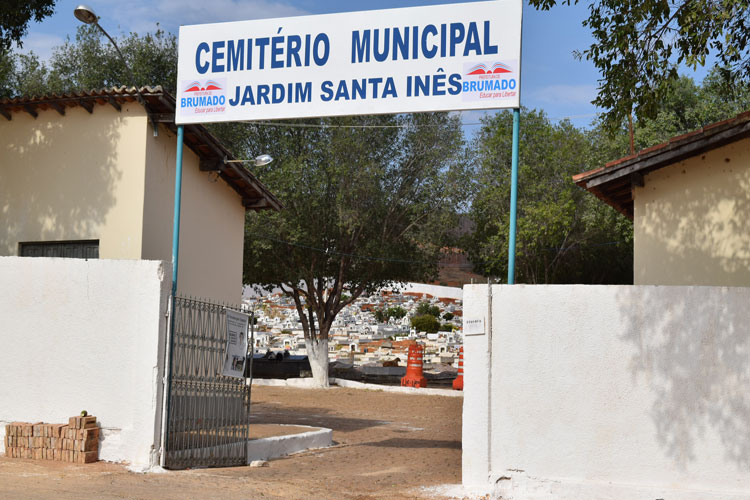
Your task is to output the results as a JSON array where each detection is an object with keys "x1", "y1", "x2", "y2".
[
  {"x1": 246, "y1": 425, "x2": 332, "y2": 463},
  {"x1": 333, "y1": 378, "x2": 463, "y2": 397},
  {"x1": 251, "y1": 378, "x2": 321, "y2": 388},
  {"x1": 251, "y1": 377, "x2": 463, "y2": 397}
]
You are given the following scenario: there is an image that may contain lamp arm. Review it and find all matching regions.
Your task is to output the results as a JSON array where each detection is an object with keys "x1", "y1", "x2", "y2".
[{"x1": 94, "y1": 22, "x2": 159, "y2": 135}]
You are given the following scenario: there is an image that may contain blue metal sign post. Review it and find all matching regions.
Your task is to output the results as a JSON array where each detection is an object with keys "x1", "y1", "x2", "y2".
[
  {"x1": 171, "y1": 125, "x2": 185, "y2": 298},
  {"x1": 507, "y1": 108, "x2": 520, "y2": 284},
  {"x1": 163, "y1": 124, "x2": 184, "y2": 460}
]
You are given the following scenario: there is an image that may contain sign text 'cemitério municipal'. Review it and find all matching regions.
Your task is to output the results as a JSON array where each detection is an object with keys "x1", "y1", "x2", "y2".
[{"x1": 175, "y1": 0, "x2": 521, "y2": 124}]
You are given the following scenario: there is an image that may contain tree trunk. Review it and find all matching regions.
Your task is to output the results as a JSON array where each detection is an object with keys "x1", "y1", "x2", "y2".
[{"x1": 306, "y1": 336, "x2": 329, "y2": 388}]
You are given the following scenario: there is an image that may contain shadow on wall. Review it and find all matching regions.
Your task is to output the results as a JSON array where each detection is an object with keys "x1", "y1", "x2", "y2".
[
  {"x1": 617, "y1": 286, "x2": 750, "y2": 470},
  {"x1": 637, "y1": 155, "x2": 750, "y2": 284},
  {"x1": 0, "y1": 111, "x2": 121, "y2": 253}
]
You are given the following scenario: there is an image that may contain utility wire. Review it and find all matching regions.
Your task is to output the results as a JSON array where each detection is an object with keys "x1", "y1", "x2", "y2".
[
  {"x1": 242, "y1": 120, "x2": 482, "y2": 129},
  {"x1": 254, "y1": 234, "x2": 628, "y2": 266},
  {"x1": 256, "y1": 235, "x2": 435, "y2": 265},
  {"x1": 241, "y1": 113, "x2": 598, "y2": 130}
]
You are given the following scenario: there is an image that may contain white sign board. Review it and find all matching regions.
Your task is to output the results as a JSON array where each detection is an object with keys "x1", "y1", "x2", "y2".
[
  {"x1": 175, "y1": 0, "x2": 522, "y2": 124},
  {"x1": 463, "y1": 317, "x2": 485, "y2": 336},
  {"x1": 222, "y1": 309, "x2": 249, "y2": 378}
]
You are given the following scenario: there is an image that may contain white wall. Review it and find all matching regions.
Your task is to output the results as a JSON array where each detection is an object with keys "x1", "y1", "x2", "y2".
[
  {"x1": 392, "y1": 282, "x2": 463, "y2": 300},
  {"x1": 463, "y1": 284, "x2": 750, "y2": 499},
  {"x1": 0, "y1": 257, "x2": 170, "y2": 469}
]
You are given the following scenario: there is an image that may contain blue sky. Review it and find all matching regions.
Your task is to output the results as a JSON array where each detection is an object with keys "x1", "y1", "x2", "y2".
[{"x1": 21, "y1": 0, "x2": 713, "y2": 130}]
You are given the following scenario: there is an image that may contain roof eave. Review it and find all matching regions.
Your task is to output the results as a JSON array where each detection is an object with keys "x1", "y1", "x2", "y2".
[{"x1": 573, "y1": 111, "x2": 750, "y2": 220}]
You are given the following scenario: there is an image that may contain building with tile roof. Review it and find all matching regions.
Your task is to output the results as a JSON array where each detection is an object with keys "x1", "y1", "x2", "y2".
[
  {"x1": 574, "y1": 111, "x2": 750, "y2": 286},
  {"x1": 0, "y1": 87, "x2": 281, "y2": 302}
]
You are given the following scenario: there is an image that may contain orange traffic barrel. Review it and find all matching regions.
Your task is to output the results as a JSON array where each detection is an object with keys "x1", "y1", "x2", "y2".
[
  {"x1": 401, "y1": 344, "x2": 427, "y2": 388},
  {"x1": 452, "y1": 346, "x2": 464, "y2": 391}
]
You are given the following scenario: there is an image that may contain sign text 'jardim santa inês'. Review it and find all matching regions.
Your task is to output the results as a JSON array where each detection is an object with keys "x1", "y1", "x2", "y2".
[{"x1": 175, "y1": 0, "x2": 522, "y2": 124}]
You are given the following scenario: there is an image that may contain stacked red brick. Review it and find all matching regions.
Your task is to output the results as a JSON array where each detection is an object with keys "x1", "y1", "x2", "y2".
[{"x1": 4, "y1": 416, "x2": 99, "y2": 463}]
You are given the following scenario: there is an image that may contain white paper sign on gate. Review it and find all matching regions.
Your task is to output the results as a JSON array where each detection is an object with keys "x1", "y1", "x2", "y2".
[
  {"x1": 175, "y1": 0, "x2": 522, "y2": 124},
  {"x1": 222, "y1": 309, "x2": 250, "y2": 378}
]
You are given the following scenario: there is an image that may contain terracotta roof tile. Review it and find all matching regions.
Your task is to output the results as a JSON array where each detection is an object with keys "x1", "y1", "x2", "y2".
[
  {"x1": 638, "y1": 141, "x2": 669, "y2": 156},
  {"x1": 572, "y1": 108, "x2": 750, "y2": 219},
  {"x1": 604, "y1": 154, "x2": 637, "y2": 168},
  {"x1": 572, "y1": 167, "x2": 604, "y2": 182},
  {"x1": 667, "y1": 129, "x2": 703, "y2": 144}
]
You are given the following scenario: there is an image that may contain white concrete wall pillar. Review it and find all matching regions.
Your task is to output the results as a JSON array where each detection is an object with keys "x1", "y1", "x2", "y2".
[
  {"x1": 462, "y1": 284, "x2": 491, "y2": 488},
  {"x1": 0, "y1": 257, "x2": 170, "y2": 469},
  {"x1": 462, "y1": 284, "x2": 750, "y2": 499}
]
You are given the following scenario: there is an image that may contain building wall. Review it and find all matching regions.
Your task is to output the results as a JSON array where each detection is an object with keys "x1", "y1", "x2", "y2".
[
  {"x1": 464, "y1": 284, "x2": 750, "y2": 499},
  {"x1": 0, "y1": 105, "x2": 149, "y2": 259},
  {"x1": 0, "y1": 257, "x2": 170, "y2": 469},
  {"x1": 634, "y1": 137, "x2": 750, "y2": 286},
  {"x1": 0, "y1": 102, "x2": 246, "y2": 304},
  {"x1": 142, "y1": 127, "x2": 246, "y2": 304}
]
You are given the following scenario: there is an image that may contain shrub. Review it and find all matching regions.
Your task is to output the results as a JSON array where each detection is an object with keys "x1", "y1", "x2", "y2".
[
  {"x1": 411, "y1": 314, "x2": 440, "y2": 333},
  {"x1": 416, "y1": 301, "x2": 440, "y2": 317}
]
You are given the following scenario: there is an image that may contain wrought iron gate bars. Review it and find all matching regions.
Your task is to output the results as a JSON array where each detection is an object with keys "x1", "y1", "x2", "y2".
[{"x1": 164, "y1": 296, "x2": 250, "y2": 469}]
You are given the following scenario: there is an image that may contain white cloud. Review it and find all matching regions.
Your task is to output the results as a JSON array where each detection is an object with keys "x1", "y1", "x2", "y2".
[
  {"x1": 18, "y1": 32, "x2": 65, "y2": 62},
  {"x1": 528, "y1": 84, "x2": 597, "y2": 107},
  {"x1": 455, "y1": 109, "x2": 493, "y2": 126},
  {"x1": 112, "y1": 0, "x2": 308, "y2": 34}
]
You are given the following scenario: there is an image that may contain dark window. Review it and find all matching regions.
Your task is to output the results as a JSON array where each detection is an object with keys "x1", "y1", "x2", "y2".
[{"x1": 19, "y1": 240, "x2": 99, "y2": 259}]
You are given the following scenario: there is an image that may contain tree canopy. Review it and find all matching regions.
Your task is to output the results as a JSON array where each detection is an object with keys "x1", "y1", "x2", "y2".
[
  {"x1": 415, "y1": 302, "x2": 441, "y2": 317},
  {"x1": 240, "y1": 113, "x2": 467, "y2": 385},
  {"x1": 467, "y1": 108, "x2": 633, "y2": 284},
  {"x1": 0, "y1": 25, "x2": 177, "y2": 98},
  {"x1": 529, "y1": 0, "x2": 750, "y2": 128},
  {"x1": 0, "y1": 0, "x2": 55, "y2": 51},
  {"x1": 411, "y1": 314, "x2": 441, "y2": 334},
  {"x1": 467, "y1": 69, "x2": 750, "y2": 284},
  {"x1": 374, "y1": 306, "x2": 407, "y2": 323}
]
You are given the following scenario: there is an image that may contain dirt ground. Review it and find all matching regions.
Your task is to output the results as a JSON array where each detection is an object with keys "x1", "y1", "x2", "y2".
[{"x1": 0, "y1": 385, "x2": 464, "y2": 500}]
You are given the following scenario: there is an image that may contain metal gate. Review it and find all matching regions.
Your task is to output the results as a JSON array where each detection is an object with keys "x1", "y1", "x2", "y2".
[{"x1": 164, "y1": 296, "x2": 250, "y2": 469}]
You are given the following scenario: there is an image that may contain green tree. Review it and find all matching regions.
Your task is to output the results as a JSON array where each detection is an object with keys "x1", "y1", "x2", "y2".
[
  {"x1": 443, "y1": 312, "x2": 454, "y2": 321},
  {"x1": 416, "y1": 301, "x2": 441, "y2": 317},
  {"x1": 0, "y1": 25, "x2": 177, "y2": 98},
  {"x1": 242, "y1": 113, "x2": 466, "y2": 387},
  {"x1": 468, "y1": 108, "x2": 632, "y2": 284},
  {"x1": 591, "y1": 70, "x2": 750, "y2": 160},
  {"x1": 386, "y1": 306, "x2": 407, "y2": 320},
  {"x1": 376, "y1": 306, "x2": 407, "y2": 322},
  {"x1": 46, "y1": 25, "x2": 177, "y2": 94},
  {"x1": 374, "y1": 308, "x2": 387, "y2": 323},
  {"x1": 411, "y1": 314, "x2": 440, "y2": 334},
  {"x1": 0, "y1": 50, "x2": 49, "y2": 98},
  {"x1": 0, "y1": 0, "x2": 55, "y2": 50},
  {"x1": 529, "y1": 0, "x2": 750, "y2": 128},
  {"x1": 468, "y1": 71, "x2": 749, "y2": 285}
]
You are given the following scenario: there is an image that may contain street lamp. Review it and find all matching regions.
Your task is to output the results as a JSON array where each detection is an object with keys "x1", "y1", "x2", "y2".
[
  {"x1": 73, "y1": 4, "x2": 156, "y2": 135},
  {"x1": 253, "y1": 154, "x2": 273, "y2": 166},
  {"x1": 224, "y1": 154, "x2": 274, "y2": 167}
]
